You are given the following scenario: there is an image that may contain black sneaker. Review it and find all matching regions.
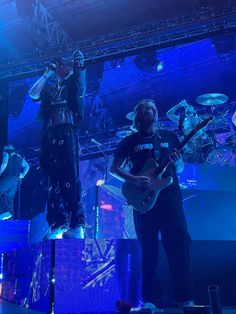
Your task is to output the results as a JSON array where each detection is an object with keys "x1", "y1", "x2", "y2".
[
  {"x1": 176, "y1": 301, "x2": 195, "y2": 307},
  {"x1": 44, "y1": 226, "x2": 68, "y2": 240},
  {"x1": 139, "y1": 302, "x2": 164, "y2": 313},
  {"x1": 0, "y1": 212, "x2": 12, "y2": 220},
  {"x1": 63, "y1": 226, "x2": 85, "y2": 239}
]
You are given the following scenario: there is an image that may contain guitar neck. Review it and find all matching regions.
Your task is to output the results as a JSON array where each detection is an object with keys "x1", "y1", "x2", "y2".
[
  {"x1": 157, "y1": 127, "x2": 202, "y2": 173},
  {"x1": 153, "y1": 116, "x2": 212, "y2": 174},
  {"x1": 176, "y1": 127, "x2": 198, "y2": 152}
]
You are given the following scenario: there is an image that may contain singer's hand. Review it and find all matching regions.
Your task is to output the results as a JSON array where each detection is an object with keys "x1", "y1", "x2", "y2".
[
  {"x1": 46, "y1": 62, "x2": 57, "y2": 71},
  {"x1": 73, "y1": 50, "x2": 85, "y2": 68}
]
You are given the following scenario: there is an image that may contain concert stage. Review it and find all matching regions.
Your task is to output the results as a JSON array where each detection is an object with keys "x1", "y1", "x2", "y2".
[
  {"x1": 1, "y1": 1, "x2": 236, "y2": 313},
  {"x1": 0, "y1": 301, "x2": 236, "y2": 314},
  {"x1": 0, "y1": 299, "x2": 43, "y2": 314}
]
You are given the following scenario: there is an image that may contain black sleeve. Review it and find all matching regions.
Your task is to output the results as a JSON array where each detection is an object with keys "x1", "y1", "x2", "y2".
[
  {"x1": 76, "y1": 69, "x2": 86, "y2": 122},
  {"x1": 37, "y1": 87, "x2": 52, "y2": 121},
  {"x1": 67, "y1": 70, "x2": 86, "y2": 122}
]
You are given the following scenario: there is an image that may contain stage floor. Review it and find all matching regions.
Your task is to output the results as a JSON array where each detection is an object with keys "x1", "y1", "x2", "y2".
[
  {"x1": 0, "y1": 299, "x2": 44, "y2": 313},
  {"x1": 1, "y1": 299, "x2": 236, "y2": 314}
]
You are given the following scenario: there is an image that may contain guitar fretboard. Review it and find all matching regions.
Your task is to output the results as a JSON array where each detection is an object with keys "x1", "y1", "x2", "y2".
[{"x1": 155, "y1": 116, "x2": 212, "y2": 175}]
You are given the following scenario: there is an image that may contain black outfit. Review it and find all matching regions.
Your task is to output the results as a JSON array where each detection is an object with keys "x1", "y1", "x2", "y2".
[
  {"x1": 115, "y1": 239, "x2": 141, "y2": 307},
  {"x1": 114, "y1": 130, "x2": 193, "y2": 306},
  {"x1": 35, "y1": 67, "x2": 86, "y2": 230},
  {"x1": 0, "y1": 150, "x2": 22, "y2": 216}
]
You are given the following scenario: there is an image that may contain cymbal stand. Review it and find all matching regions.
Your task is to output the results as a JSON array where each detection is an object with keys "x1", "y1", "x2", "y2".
[
  {"x1": 206, "y1": 105, "x2": 221, "y2": 165},
  {"x1": 210, "y1": 105, "x2": 218, "y2": 149},
  {"x1": 231, "y1": 115, "x2": 236, "y2": 155}
]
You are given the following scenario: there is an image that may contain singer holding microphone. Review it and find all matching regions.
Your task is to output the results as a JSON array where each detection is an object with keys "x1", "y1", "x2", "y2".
[{"x1": 29, "y1": 51, "x2": 86, "y2": 239}]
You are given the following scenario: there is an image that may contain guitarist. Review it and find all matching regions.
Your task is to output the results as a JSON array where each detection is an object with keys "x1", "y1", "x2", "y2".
[{"x1": 110, "y1": 99, "x2": 194, "y2": 311}]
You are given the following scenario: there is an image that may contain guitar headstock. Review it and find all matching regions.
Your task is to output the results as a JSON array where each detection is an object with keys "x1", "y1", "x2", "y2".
[
  {"x1": 194, "y1": 116, "x2": 213, "y2": 132},
  {"x1": 178, "y1": 116, "x2": 214, "y2": 152}
]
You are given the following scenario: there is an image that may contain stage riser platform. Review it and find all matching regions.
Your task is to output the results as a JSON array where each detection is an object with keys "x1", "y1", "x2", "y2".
[
  {"x1": 0, "y1": 220, "x2": 29, "y2": 253},
  {"x1": 0, "y1": 240, "x2": 235, "y2": 313}
]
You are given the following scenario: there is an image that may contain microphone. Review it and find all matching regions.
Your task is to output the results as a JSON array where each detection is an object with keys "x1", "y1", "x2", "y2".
[
  {"x1": 45, "y1": 63, "x2": 56, "y2": 71},
  {"x1": 91, "y1": 138, "x2": 102, "y2": 146},
  {"x1": 73, "y1": 50, "x2": 85, "y2": 69}
]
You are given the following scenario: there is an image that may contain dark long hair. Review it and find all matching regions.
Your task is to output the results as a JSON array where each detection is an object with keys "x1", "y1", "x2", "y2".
[{"x1": 132, "y1": 98, "x2": 158, "y2": 131}]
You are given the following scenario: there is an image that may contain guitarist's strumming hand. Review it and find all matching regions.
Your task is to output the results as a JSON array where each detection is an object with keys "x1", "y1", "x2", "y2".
[
  {"x1": 134, "y1": 176, "x2": 151, "y2": 188},
  {"x1": 169, "y1": 149, "x2": 184, "y2": 173}
]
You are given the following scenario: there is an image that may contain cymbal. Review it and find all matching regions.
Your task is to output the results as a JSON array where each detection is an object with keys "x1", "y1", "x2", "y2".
[
  {"x1": 196, "y1": 93, "x2": 228, "y2": 106},
  {"x1": 126, "y1": 111, "x2": 135, "y2": 120}
]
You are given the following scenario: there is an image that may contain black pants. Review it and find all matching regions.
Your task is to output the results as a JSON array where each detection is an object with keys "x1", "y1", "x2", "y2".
[
  {"x1": 40, "y1": 124, "x2": 85, "y2": 229},
  {"x1": 0, "y1": 176, "x2": 18, "y2": 216},
  {"x1": 115, "y1": 239, "x2": 141, "y2": 307},
  {"x1": 133, "y1": 196, "x2": 193, "y2": 306}
]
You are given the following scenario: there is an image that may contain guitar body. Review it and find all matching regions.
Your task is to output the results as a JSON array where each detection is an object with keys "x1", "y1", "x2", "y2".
[{"x1": 122, "y1": 158, "x2": 173, "y2": 213}]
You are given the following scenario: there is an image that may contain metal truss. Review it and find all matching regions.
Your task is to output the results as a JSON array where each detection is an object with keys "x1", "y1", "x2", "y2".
[
  {"x1": 0, "y1": 0, "x2": 72, "y2": 51},
  {"x1": 0, "y1": 4, "x2": 236, "y2": 80},
  {"x1": 32, "y1": 0, "x2": 72, "y2": 49}
]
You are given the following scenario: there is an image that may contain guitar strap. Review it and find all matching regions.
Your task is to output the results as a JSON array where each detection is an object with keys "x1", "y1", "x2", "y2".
[{"x1": 153, "y1": 130, "x2": 162, "y2": 163}]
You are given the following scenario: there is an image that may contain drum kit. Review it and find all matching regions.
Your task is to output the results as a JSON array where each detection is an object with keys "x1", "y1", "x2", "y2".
[
  {"x1": 195, "y1": 93, "x2": 236, "y2": 167},
  {"x1": 115, "y1": 93, "x2": 236, "y2": 166}
]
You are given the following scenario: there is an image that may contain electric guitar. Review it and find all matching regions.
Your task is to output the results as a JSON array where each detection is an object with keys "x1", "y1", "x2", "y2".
[{"x1": 122, "y1": 117, "x2": 213, "y2": 213}]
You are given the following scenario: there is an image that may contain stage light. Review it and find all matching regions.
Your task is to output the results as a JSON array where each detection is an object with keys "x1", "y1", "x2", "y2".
[
  {"x1": 0, "y1": 274, "x2": 3, "y2": 280},
  {"x1": 156, "y1": 60, "x2": 165, "y2": 72},
  {"x1": 96, "y1": 179, "x2": 105, "y2": 187},
  {"x1": 100, "y1": 203, "x2": 113, "y2": 211}
]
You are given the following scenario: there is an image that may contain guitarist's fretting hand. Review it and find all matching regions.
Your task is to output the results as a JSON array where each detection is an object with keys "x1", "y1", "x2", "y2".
[
  {"x1": 169, "y1": 149, "x2": 181, "y2": 162},
  {"x1": 169, "y1": 149, "x2": 184, "y2": 173},
  {"x1": 134, "y1": 176, "x2": 151, "y2": 188}
]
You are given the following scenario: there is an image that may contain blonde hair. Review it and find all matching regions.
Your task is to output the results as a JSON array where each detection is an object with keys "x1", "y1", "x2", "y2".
[{"x1": 133, "y1": 99, "x2": 157, "y2": 130}]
